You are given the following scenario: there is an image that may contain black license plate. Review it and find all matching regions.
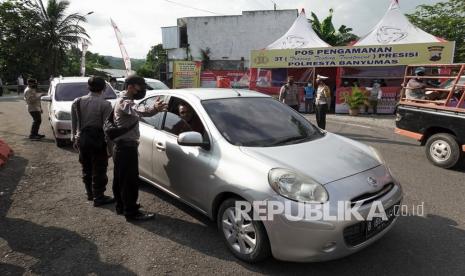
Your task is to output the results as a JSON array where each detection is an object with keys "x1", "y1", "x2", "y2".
[{"x1": 365, "y1": 203, "x2": 399, "y2": 238}]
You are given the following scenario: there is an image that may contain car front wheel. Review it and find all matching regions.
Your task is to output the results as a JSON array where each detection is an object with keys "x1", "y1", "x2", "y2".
[
  {"x1": 425, "y1": 133, "x2": 461, "y2": 169},
  {"x1": 217, "y1": 198, "x2": 271, "y2": 263}
]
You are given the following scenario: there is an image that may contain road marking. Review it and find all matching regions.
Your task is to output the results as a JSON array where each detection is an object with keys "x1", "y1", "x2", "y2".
[{"x1": 328, "y1": 120, "x2": 372, "y2": 129}]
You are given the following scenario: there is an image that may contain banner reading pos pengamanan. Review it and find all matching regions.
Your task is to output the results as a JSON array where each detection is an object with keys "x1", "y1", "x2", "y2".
[
  {"x1": 173, "y1": 61, "x2": 201, "y2": 89},
  {"x1": 250, "y1": 42, "x2": 455, "y2": 68}
]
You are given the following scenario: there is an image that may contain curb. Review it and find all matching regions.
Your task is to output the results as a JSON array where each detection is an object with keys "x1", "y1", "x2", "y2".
[
  {"x1": 303, "y1": 114, "x2": 395, "y2": 129},
  {"x1": 0, "y1": 139, "x2": 14, "y2": 167}
]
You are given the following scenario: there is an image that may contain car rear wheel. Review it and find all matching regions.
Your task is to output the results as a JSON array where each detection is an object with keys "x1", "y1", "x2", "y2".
[
  {"x1": 217, "y1": 198, "x2": 271, "y2": 263},
  {"x1": 425, "y1": 133, "x2": 461, "y2": 169}
]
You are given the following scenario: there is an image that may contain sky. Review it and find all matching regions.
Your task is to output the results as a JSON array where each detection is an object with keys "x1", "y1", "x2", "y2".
[{"x1": 67, "y1": 0, "x2": 443, "y2": 59}]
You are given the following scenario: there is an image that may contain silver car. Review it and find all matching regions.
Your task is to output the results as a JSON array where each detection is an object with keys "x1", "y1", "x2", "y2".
[{"x1": 137, "y1": 89, "x2": 403, "y2": 263}]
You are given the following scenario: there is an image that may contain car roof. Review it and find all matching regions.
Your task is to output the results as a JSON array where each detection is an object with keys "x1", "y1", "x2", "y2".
[
  {"x1": 52, "y1": 77, "x2": 92, "y2": 84},
  {"x1": 116, "y1": 77, "x2": 163, "y2": 82},
  {"x1": 150, "y1": 88, "x2": 270, "y2": 101},
  {"x1": 144, "y1": 78, "x2": 163, "y2": 83}
]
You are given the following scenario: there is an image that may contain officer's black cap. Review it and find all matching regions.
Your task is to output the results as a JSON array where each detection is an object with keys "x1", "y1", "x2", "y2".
[
  {"x1": 88, "y1": 76, "x2": 106, "y2": 92},
  {"x1": 125, "y1": 75, "x2": 146, "y2": 86}
]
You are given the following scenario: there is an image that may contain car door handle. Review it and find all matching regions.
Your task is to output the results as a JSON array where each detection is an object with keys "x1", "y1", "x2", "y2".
[{"x1": 155, "y1": 142, "x2": 166, "y2": 151}]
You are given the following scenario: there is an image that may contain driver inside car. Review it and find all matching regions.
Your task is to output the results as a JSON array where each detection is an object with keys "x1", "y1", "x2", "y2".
[{"x1": 178, "y1": 103, "x2": 204, "y2": 134}]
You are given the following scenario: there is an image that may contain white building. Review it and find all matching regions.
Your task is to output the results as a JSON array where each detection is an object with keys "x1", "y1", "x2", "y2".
[{"x1": 161, "y1": 9, "x2": 298, "y2": 74}]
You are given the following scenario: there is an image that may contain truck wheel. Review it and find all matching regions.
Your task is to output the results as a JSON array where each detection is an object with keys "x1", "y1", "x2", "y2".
[
  {"x1": 425, "y1": 133, "x2": 461, "y2": 169},
  {"x1": 217, "y1": 198, "x2": 271, "y2": 263}
]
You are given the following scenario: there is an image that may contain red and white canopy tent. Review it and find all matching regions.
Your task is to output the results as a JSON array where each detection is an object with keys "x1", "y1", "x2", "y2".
[
  {"x1": 249, "y1": 9, "x2": 332, "y2": 97},
  {"x1": 355, "y1": 0, "x2": 445, "y2": 46},
  {"x1": 335, "y1": 0, "x2": 450, "y2": 113},
  {"x1": 266, "y1": 9, "x2": 331, "y2": 49},
  {"x1": 248, "y1": 0, "x2": 454, "y2": 114}
]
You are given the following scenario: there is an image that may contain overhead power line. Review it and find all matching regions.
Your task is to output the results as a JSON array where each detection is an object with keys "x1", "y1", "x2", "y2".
[{"x1": 164, "y1": 0, "x2": 224, "y2": 15}]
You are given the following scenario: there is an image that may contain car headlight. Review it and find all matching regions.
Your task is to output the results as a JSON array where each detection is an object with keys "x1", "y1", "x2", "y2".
[
  {"x1": 268, "y1": 168, "x2": 328, "y2": 203},
  {"x1": 54, "y1": 110, "x2": 71, "y2": 120},
  {"x1": 369, "y1": 146, "x2": 386, "y2": 164}
]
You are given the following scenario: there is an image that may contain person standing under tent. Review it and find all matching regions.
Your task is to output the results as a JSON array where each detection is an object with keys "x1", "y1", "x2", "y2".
[
  {"x1": 304, "y1": 81, "x2": 315, "y2": 113},
  {"x1": 365, "y1": 82, "x2": 383, "y2": 115},
  {"x1": 279, "y1": 76, "x2": 300, "y2": 111},
  {"x1": 315, "y1": 75, "x2": 331, "y2": 129}
]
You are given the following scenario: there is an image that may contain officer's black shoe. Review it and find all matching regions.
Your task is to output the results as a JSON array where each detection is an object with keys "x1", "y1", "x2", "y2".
[
  {"x1": 116, "y1": 204, "x2": 141, "y2": 215},
  {"x1": 125, "y1": 211, "x2": 155, "y2": 222},
  {"x1": 29, "y1": 135, "x2": 43, "y2": 140},
  {"x1": 37, "y1": 134, "x2": 45, "y2": 138},
  {"x1": 93, "y1": 195, "x2": 116, "y2": 207},
  {"x1": 87, "y1": 194, "x2": 94, "y2": 201}
]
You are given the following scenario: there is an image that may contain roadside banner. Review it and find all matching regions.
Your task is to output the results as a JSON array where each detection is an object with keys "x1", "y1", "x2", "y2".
[
  {"x1": 110, "y1": 18, "x2": 132, "y2": 76},
  {"x1": 173, "y1": 61, "x2": 201, "y2": 89},
  {"x1": 200, "y1": 70, "x2": 249, "y2": 88},
  {"x1": 250, "y1": 42, "x2": 455, "y2": 68}
]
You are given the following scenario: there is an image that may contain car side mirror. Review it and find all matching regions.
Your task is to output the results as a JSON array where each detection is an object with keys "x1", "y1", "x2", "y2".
[
  {"x1": 41, "y1": 95, "x2": 52, "y2": 102},
  {"x1": 178, "y1": 131, "x2": 209, "y2": 149}
]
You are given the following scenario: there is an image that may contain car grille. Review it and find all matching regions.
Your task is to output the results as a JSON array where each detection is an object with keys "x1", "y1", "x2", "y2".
[
  {"x1": 350, "y1": 183, "x2": 394, "y2": 207},
  {"x1": 343, "y1": 201, "x2": 400, "y2": 247}
]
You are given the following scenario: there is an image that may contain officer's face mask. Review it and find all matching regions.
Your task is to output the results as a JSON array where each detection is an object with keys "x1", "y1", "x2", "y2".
[{"x1": 133, "y1": 84, "x2": 146, "y2": 100}]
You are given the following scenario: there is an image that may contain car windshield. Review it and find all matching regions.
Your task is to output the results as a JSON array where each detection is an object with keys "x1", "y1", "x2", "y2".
[
  {"x1": 202, "y1": 97, "x2": 322, "y2": 147},
  {"x1": 55, "y1": 83, "x2": 116, "y2": 101},
  {"x1": 147, "y1": 81, "x2": 169, "y2": 90}
]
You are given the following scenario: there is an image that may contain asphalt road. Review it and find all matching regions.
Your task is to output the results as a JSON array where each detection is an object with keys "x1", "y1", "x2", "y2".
[{"x1": 1, "y1": 97, "x2": 464, "y2": 275}]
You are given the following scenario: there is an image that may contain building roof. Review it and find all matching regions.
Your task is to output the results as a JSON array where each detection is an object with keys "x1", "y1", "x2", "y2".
[
  {"x1": 355, "y1": 0, "x2": 444, "y2": 46},
  {"x1": 94, "y1": 68, "x2": 135, "y2": 78},
  {"x1": 266, "y1": 9, "x2": 331, "y2": 49}
]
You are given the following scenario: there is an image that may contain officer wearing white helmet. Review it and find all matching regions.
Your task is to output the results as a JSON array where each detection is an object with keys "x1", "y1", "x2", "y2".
[{"x1": 405, "y1": 67, "x2": 427, "y2": 99}]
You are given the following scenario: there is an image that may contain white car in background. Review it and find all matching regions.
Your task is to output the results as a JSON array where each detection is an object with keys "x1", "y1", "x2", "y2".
[
  {"x1": 115, "y1": 77, "x2": 169, "y2": 94},
  {"x1": 41, "y1": 77, "x2": 118, "y2": 147}
]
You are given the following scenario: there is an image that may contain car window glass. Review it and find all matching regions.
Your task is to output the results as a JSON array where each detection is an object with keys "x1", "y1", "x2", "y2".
[
  {"x1": 139, "y1": 95, "x2": 165, "y2": 129},
  {"x1": 55, "y1": 83, "x2": 116, "y2": 101},
  {"x1": 202, "y1": 97, "x2": 321, "y2": 147},
  {"x1": 115, "y1": 81, "x2": 125, "y2": 91},
  {"x1": 162, "y1": 97, "x2": 206, "y2": 138}
]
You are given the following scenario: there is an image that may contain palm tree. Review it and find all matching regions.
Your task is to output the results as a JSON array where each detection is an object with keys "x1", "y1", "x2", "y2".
[
  {"x1": 27, "y1": 0, "x2": 90, "y2": 75},
  {"x1": 309, "y1": 9, "x2": 358, "y2": 46}
]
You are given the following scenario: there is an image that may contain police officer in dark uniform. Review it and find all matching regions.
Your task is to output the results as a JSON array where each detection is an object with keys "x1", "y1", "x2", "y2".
[
  {"x1": 71, "y1": 76, "x2": 115, "y2": 206},
  {"x1": 112, "y1": 75, "x2": 166, "y2": 221}
]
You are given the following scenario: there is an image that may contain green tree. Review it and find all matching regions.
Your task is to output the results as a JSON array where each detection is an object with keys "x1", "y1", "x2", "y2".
[
  {"x1": 309, "y1": 9, "x2": 358, "y2": 46},
  {"x1": 61, "y1": 47, "x2": 111, "y2": 77},
  {"x1": 407, "y1": 0, "x2": 465, "y2": 62},
  {"x1": 28, "y1": 0, "x2": 90, "y2": 76},
  {"x1": 137, "y1": 44, "x2": 166, "y2": 79},
  {"x1": 0, "y1": 0, "x2": 44, "y2": 81}
]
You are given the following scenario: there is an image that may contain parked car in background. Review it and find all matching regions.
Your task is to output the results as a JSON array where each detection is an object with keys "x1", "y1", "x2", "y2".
[
  {"x1": 136, "y1": 88, "x2": 403, "y2": 262},
  {"x1": 41, "y1": 77, "x2": 117, "y2": 147},
  {"x1": 115, "y1": 77, "x2": 168, "y2": 94}
]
